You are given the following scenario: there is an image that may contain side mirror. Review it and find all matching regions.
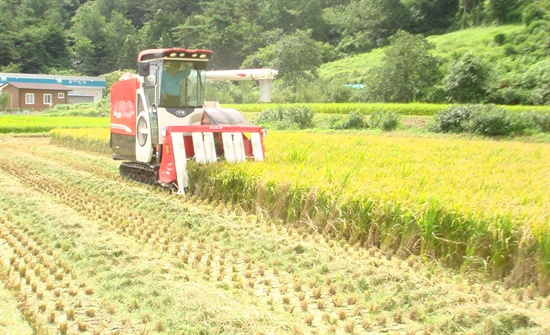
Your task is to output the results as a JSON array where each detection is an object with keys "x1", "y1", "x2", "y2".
[{"x1": 138, "y1": 62, "x2": 150, "y2": 76}]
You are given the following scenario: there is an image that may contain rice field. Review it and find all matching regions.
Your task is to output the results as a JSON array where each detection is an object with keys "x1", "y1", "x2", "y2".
[
  {"x1": 224, "y1": 103, "x2": 550, "y2": 115},
  {"x1": 0, "y1": 115, "x2": 108, "y2": 134},
  {"x1": 0, "y1": 137, "x2": 548, "y2": 334},
  {"x1": 49, "y1": 128, "x2": 550, "y2": 292}
]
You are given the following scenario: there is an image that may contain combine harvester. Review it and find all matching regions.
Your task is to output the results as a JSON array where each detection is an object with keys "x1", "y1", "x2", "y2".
[{"x1": 110, "y1": 48, "x2": 277, "y2": 194}]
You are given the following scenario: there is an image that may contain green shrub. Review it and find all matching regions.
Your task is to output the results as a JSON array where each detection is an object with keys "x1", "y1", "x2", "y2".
[
  {"x1": 494, "y1": 33, "x2": 506, "y2": 45},
  {"x1": 522, "y1": 3, "x2": 548, "y2": 25},
  {"x1": 254, "y1": 105, "x2": 286, "y2": 123},
  {"x1": 368, "y1": 111, "x2": 401, "y2": 131},
  {"x1": 465, "y1": 106, "x2": 517, "y2": 136},
  {"x1": 328, "y1": 111, "x2": 366, "y2": 129},
  {"x1": 43, "y1": 101, "x2": 108, "y2": 117},
  {"x1": 432, "y1": 104, "x2": 550, "y2": 136},
  {"x1": 518, "y1": 111, "x2": 550, "y2": 133},
  {"x1": 531, "y1": 112, "x2": 550, "y2": 132},
  {"x1": 323, "y1": 82, "x2": 354, "y2": 103},
  {"x1": 254, "y1": 104, "x2": 315, "y2": 129},
  {"x1": 443, "y1": 53, "x2": 490, "y2": 103},
  {"x1": 287, "y1": 105, "x2": 315, "y2": 129},
  {"x1": 432, "y1": 105, "x2": 476, "y2": 133}
]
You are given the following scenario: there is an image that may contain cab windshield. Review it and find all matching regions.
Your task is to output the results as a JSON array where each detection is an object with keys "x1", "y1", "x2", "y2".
[{"x1": 159, "y1": 60, "x2": 207, "y2": 108}]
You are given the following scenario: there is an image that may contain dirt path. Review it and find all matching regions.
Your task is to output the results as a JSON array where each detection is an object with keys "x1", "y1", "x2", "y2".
[{"x1": 0, "y1": 138, "x2": 548, "y2": 334}]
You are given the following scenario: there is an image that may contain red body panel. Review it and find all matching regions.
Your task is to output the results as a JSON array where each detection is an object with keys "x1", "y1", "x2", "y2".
[
  {"x1": 110, "y1": 79, "x2": 139, "y2": 136},
  {"x1": 158, "y1": 132, "x2": 176, "y2": 184},
  {"x1": 167, "y1": 125, "x2": 264, "y2": 134}
]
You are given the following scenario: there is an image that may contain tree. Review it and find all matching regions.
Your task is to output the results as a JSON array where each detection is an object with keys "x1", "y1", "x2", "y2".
[
  {"x1": 0, "y1": 27, "x2": 16, "y2": 68},
  {"x1": 139, "y1": 9, "x2": 186, "y2": 49},
  {"x1": 70, "y1": 2, "x2": 108, "y2": 75},
  {"x1": 522, "y1": 1, "x2": 550, "y2": 25},
  {"x1": 332, "y1": 0, "x2": 412, "y2": 53},
  {"x1": 173, "y1": 0, "x2": 265, "y2": 69},
  {"x1": 443, "y1": 53, "x2": 490, "y2": 103},
  {"x1": 366, "y1": 30, "x2": 441, "y2": 102},
  {"x1": 42, "y1": 23, "x2": 71, "y2": 70},
  {"x1": 484, "y1": 0, "x2": 526, "y2": 24},
  {"x1": 0, "y1": 0, "x2": 18, "y2": 67},
  {"x1": 458, "y1": 0, "x2": 484, "y2": 28},
  {"x1": 15, "y1": 25, "x2": 66, "y2": 73},
  {"x1": 16, "y1": 0, "x2": 64, "y2": 25},
  {"x1": 252, "y1": 30, "x2": 324, "y2": 92},
  {"x1": 0, "y1": 0, "x2": 70, "y2": 73},
  {"x1": 258, "y1": 0, "x2": 328, "y2": 41},
  {"x1": 0, "y1": 92, "x2": 9, "y2": 111},
  {"x1": 104, "y1": 11, "x2": 139, "y2": 71},
  {"x1": 404, "y1": 0, "x2": 459, "y2": 34},
  {"x1": 71, "y1": 36, "x2": 97, "y2": 75}
]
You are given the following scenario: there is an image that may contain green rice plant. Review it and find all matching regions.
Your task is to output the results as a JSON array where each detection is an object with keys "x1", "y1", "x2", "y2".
[
  {"x1": 229, "y1": 102, "x2": 550, "y2": 117},
  {"x1": 230, "y1": 102, "x2": 451, "y2": 116},
  {"x1": 0, "y1": 116, "x2": 108, "y2": 134}
]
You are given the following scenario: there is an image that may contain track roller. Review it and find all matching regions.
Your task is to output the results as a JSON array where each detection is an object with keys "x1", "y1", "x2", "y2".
[{"x1": 119, "y1": 162, "x2": 159, "y2": 185}]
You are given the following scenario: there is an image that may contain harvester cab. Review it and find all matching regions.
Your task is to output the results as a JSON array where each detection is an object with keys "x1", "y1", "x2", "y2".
[{"x1": 110, "y1": 48, "x2": 276, "y2": 194}]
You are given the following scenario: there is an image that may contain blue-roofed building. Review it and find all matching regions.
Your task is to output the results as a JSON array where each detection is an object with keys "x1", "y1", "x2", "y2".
[{"x1": 0, "y1": 73, "x2": 106, "y2": 110}]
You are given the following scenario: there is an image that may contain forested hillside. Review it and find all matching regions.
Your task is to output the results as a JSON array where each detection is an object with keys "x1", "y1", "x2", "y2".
[{"x1": 0, "y1": 0, "x2": 548, "y2": 105}]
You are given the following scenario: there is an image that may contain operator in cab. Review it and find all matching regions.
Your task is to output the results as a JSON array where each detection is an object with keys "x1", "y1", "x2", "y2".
[{"x1": 160, "y1": 61, "x2": 191, "y2": 107}]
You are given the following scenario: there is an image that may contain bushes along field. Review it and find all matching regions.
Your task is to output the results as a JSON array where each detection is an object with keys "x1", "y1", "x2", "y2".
[
  {"x1": 227, "y1": 103, "x2": 451, "y2": 116},
  {"x1": 432, "y1": 104, "x2": 550, "y2": 136},
  {"x1": 227, "y1": 102, "x2": 550, "y2": 117}
]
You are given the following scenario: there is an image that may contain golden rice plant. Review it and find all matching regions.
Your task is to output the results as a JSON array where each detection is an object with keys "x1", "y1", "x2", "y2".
[{"x1": 49, "y1": 128, "x2": 111, "y2": 154}]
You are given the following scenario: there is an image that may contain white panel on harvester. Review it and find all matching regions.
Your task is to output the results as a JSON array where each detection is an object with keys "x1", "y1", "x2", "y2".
[
  {"x1": 250, "y1": 132, "x2": 264, "y2": 161},
  {"x1": 202, "y1": 133, "x2": 217, "y2": 163}
]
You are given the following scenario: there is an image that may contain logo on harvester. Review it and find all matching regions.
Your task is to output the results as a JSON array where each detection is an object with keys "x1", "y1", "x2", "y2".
[
  {"x1": 175, "y1": 110, "x2": 188, "y2": 117},
  {"x1": 166, "y1": 107, "x2": 194, "y2": 118}
]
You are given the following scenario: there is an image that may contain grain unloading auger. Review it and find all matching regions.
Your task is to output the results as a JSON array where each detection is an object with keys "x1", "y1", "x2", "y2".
[{"x1": 109, "y1": 48, "x2": 277, "y2": 194}]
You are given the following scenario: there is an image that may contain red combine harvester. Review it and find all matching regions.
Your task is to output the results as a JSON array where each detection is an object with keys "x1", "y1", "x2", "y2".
[{"x1": 110, "y1": 48, "x2": 277, "y2": 194}]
